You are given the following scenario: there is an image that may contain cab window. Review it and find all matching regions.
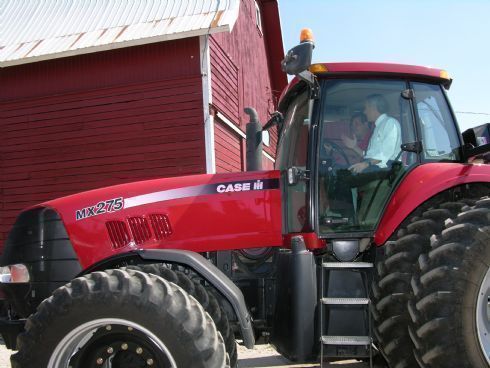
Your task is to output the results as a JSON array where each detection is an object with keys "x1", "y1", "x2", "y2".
[
  {"x1": 318, "y1": 79, "x2": 417, "y2": 234},
  {"x1": 276, "y1": 90, "x2": 310, "y2": 232},
  {"x1": 412, "y1": 82, "x2": 461, "y2": 161}
]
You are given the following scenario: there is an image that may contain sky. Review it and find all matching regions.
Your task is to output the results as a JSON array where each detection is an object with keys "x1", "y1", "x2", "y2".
[{"x1": 278, "y1": 0, "x2": 490, "y2": 132}]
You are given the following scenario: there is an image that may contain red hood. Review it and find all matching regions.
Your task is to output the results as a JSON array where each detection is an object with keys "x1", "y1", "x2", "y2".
[{"x1": 40, "y1": 171, "x2": 283, "y2": 269}]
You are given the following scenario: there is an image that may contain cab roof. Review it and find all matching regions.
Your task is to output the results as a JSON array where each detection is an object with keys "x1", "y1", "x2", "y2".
[
  {"x1": 279, "y1": 62, "x2": 452, "y2": 105},
  {"x1": 313, "y1": 62, "x2": 449, "y2": 78}
]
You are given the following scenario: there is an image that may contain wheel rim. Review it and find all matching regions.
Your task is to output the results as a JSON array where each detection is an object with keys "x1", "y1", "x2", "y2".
[
  {"x1": 48, "y1": 318, "x2": 177, "y2": 368},
  {"x1": 477, "y1": 267, "x2": 490, "y2": 365}
]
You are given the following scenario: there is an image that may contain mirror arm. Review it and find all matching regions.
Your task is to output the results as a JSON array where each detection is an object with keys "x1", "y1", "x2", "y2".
[
  {"x1": 298, "y1": 70, "x2": 320, "y2": 99},
  {"x1": 463, "y1": 142, "x2": 490, "y2": 161},
  {"x1": 263, "y1": 111, "x2": 284, "y2": 131}
]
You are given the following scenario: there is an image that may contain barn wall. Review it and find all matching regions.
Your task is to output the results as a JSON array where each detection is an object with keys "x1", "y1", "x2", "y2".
[
  {"x1": 0, "y1": 39, "x2": 204, "y2": 245},
  {"x1": 210, "y1": 0, "x2": 279, "y2": 172},
  {"x1": 214, "y1": 118, "x2": 244, "y2": 173}
]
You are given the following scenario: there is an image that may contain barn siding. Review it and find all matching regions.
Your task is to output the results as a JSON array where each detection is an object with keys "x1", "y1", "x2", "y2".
[
  {"x1": 0, "y1": 39, "x2": 204, "y2": 245},
  {"x1": 210, "y1": 37, "x2": 240, "y2": 124},
  {"x1": 210, "y1": 0, "x2": 278, "y2": 170},
  {"x1": 214, "y1": 118, "x2": 243, "y2": 173}
]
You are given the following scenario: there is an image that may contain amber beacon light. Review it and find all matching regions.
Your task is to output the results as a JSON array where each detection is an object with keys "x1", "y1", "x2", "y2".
[{"x1": 300, "y1": 28, "x2": 314, "y2": 43}]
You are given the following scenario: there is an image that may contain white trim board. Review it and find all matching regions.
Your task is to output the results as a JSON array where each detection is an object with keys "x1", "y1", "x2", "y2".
[
  {"x1": 263, "y1": 151, "x2": 275, "y2": 163},
  {"x1": 216, "y1": 112, "x2": 246, "y2": 138},
  {"x1": 200, "y1": 35, "x2": 216, "y2": 174}
]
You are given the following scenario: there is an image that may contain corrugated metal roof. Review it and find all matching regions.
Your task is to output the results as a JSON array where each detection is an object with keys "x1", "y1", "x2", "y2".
[{"x1": 0, "y1": 0, "x2": 240, "y2": 68}]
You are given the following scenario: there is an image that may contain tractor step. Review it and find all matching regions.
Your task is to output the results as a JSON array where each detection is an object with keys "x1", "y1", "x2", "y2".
[
  {"x1": 321, "y1": 297, "x2": 370, "y2": 305},
  {"x1": 321, "y1": 335, "x2": 371, "y2": 346},
  {"x1": 320, "y1": 258, "x2": 374, "y2": 367},
  {"x1": 322, "y1": 262, "x2": 373, "y2": 269}
]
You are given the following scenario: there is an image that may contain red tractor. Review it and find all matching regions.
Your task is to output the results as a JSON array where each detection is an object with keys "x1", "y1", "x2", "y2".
[{"x1": 1, "y1": 29, "x2": 490, "y2": 368}]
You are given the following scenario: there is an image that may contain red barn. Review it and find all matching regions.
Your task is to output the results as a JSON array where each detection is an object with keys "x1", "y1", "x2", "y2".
[{"x1": 0, "y1": 0, "x2": 287, "y2": 246}]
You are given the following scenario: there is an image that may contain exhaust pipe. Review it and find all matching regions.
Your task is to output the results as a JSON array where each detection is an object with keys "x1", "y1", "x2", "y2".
[{"x1": 244, "y1": 107, "x2": 263, "y2": 171}]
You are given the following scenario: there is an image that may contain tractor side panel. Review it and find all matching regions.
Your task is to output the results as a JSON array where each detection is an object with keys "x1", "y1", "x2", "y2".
[
  {"x1": 43, "y1": 171, "x2": 283, "y2": 268},
  {"x1": 375, "y1": 163, "x2": 490, "y2": 245}
]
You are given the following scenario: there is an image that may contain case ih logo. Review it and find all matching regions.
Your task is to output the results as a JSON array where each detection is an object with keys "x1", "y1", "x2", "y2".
[
  {"x1": 76, "y1": 179, "x2": 280, "y2": 220},
  {"x1": 216, "y1": 180, "x2": 264, "y2": 193},
  {"x1": 76, "y1": 197, "x2": 124, "y2": 221}
]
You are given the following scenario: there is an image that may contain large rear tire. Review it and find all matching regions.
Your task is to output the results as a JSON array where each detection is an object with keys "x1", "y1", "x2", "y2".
[
  {"x1": 409, "y1": 197, "x2": 490, "y2": 367},
  {"x1": 11, "y1": 269, "x2": 228, "y2": 368},
  {"x1": 124, "y1": 263, "x2": 238, "y2": 367},
  {"x1": 372, "y1": 201, "x2": 467, "y2": 368}
]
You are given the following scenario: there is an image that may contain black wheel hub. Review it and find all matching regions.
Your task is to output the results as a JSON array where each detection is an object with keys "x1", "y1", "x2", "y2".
[{"x1": 69, "y1": 324, "x2": 171, "y2": 368}]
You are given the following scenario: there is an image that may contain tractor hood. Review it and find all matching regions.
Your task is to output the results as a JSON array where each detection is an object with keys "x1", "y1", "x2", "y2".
[{"x1": 40, "y1": 171, "x2": 282, "y2": 268}]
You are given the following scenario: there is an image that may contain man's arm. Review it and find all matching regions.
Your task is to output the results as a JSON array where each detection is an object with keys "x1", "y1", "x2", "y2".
[
  {"x1": 341, "y1": 134, "x2": 364, "y2": 157},
  {"x1": 349, "y1": 158, "x2": 381, "y2": 173}
]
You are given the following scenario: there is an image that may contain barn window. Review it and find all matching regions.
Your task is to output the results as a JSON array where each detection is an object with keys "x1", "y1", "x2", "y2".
[
  {"x1": 262, "y1": 130, "x2": 270, "y2": 147},
  {"x1": 255, "y1": 1, "x2": 263, "y2": 34}
]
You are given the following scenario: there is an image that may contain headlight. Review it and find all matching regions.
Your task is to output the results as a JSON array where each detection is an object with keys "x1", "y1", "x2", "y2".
[{"x1": 0, "y1": 264, "x2": 30, "y2": 283}]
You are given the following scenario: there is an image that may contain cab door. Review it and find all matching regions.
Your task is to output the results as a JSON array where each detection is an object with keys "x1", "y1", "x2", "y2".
[
  {"x1": 315, "y1": 79, "x2": 418, "y2": 235},
  {"x1": 276, "y1": 88, "x2": 312, "y2": 233}
]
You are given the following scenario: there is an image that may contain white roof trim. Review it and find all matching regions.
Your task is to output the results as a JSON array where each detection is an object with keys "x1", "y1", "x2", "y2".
[{"x1": 1, "y1": 0, "x2": 240, "y2": 68}]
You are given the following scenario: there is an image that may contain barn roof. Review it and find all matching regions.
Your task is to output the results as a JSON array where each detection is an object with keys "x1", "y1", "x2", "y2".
[{"x1": 0, "y1": 0, "x2": 240, "y2": 68}]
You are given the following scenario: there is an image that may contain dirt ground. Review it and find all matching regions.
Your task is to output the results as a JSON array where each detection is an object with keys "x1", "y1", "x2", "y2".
[
  {"x1": 0, "y1": 343, "x2": 369, "y2": 368},
  {"x1": 237, "y1": 345, "x2": 369, "y2": 368}
]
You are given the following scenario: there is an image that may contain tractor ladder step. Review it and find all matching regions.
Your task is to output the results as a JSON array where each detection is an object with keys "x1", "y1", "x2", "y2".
[
  {"x1": 321, "y1": 336, "x2": 372, "y2": 346},
  {"x1": 322, "y1": 262, "x2": 373, "y2": 269},
  {"x1": 321, "y1": 297, "x2": 370, "y2": 305}
]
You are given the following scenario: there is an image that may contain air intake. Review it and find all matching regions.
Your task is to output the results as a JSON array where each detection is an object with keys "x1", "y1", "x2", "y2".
[
  {"x1": 127, "y1": 217, "x2": 152, "y2": 245},
  {"x1": 149, "y1": 214, "x2": 172, "y2": 240},
  {"x1": 106, "y1": 221, "x2": 130, "y2": 249}
]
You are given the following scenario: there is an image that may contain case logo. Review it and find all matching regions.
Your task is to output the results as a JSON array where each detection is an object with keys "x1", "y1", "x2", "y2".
[{"x1": 216, "y1": 180, "x2": 264, "y2": 193}]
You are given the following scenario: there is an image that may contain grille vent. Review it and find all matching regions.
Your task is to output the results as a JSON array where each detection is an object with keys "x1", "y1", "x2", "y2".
[
  {"x1": 106, "y1": 221, "x2": 130, "y2": 249},
  {"x1": 149, "y1": 214, "x2": 172, "y2": 240},
  {"x1": 127, "y1": 217, "x2": 152, "y2": 245}
]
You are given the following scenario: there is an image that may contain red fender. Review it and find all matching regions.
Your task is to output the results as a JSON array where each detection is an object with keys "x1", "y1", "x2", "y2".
[{"x1": 374, "y1": 163, "x2": 490, "y2": 246}]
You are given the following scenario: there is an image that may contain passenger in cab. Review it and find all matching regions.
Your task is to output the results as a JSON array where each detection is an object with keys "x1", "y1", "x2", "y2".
[{"x1": 341, "y1": 112, "x2": 373, "y2": 162}]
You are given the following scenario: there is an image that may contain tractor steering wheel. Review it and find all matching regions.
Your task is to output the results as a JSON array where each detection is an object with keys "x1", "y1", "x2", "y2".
[{"x1": 320, "y1": 139, "x2": 352, "y2": 169}]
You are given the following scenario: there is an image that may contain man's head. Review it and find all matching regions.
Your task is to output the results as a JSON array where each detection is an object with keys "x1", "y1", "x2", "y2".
[
  {"x1": 350, "y1": 112, "x2": 369, "y2": 140},
  {"x1": 364, "y1": 94, "x2": 388, "y2": 123}
]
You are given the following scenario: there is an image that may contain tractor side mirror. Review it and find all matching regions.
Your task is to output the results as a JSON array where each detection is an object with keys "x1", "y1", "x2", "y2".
[
  {"x1": 462, "y1": 123, "x2": 490, "y2": 147},
  {"x1": 281, "y1": 29, "x2": 319, "y2": 99},
  {"x1": 462, "y1": 127, "x2": 477, "y2": 148},
  {"x1": 281, "y1": 28, "x2": 315, "y2": 76},
  {"x1": 281, "y1": 42, "x2": 314, "y2": 76},
  {"x1": 462, "y1": 123, "x2": 490, "y2": 161}
]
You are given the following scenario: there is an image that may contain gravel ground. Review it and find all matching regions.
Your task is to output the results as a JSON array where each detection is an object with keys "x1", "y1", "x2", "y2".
[
  {"x1": 237, "y1": 345, "x2": 368, "y2": 367},
  {"x1": 0, "y1": 344, "x2": 369, "y2": 368},
  {"x1": 0, "y1": 345, "x2": 10, "y2": 368}
]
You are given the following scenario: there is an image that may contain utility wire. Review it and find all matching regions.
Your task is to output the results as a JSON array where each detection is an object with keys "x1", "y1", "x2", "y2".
[{"x1": 455, "y1": 111, "x2": 490, "y2": 116}]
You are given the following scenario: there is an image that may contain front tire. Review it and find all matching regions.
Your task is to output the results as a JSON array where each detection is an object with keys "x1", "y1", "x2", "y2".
[
  {"x1": 410, "y1": 197, "x2": 490, "y2": 367},
  {"x1": 372, "y1": 201, "x2": 467, "y2": 368},
  {"x1": 124, "y1": 263, "x2": 238, "y2": 367},
  {"x1": 11, "y1": 269, "x2": 228, "y2": 368}
]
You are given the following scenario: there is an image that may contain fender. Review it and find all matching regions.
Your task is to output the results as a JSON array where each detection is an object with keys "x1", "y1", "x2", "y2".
[
  {"x1": 375, "y1": 163, "x2": 490, "y2": 245},
  {"x1": 81, "y1": 249, "x2": 255, "y2": 348},
  {"x1": 136, "y1": 249, "x2": 255, "y2": 348}
]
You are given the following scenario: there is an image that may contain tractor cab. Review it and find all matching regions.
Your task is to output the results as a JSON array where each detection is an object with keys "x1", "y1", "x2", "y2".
[
  {"x1": 273, "y1": 29, "x2": 462, "y2": 248},
  {"x1": 251, "y1": 29, "x2": 479, "y2": 364}
]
